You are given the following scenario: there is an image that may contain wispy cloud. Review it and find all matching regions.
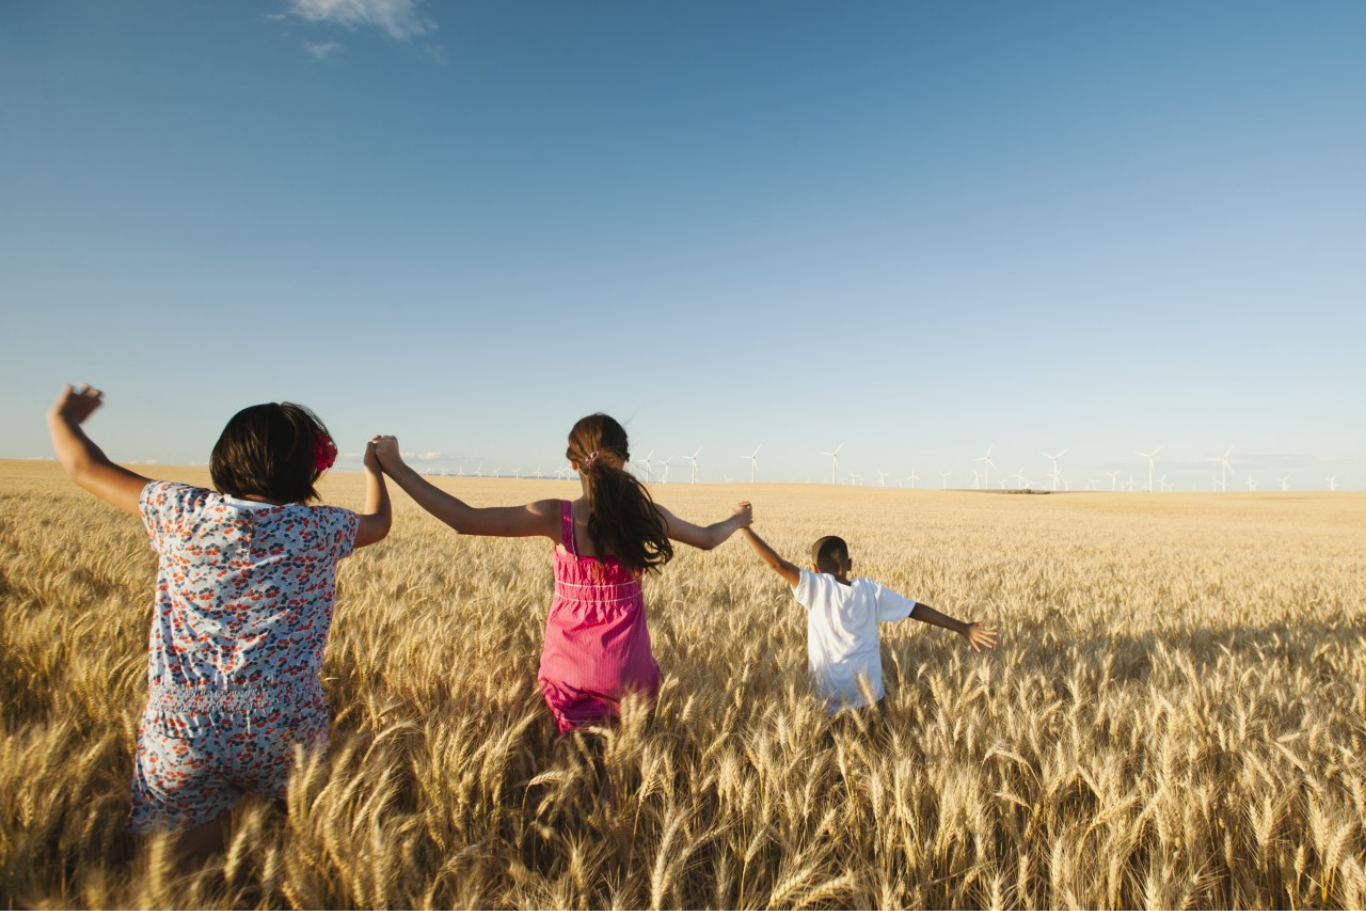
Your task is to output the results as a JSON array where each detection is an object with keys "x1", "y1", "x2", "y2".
[
  {"x1": 287, "y1": 0, "x2": 436, "y2": 41},
  {"x1": 305, "y1": 40, "x2": 345, "y2": 60}
]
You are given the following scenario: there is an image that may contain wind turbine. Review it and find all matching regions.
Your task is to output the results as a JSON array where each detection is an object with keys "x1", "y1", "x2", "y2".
[
  {"x1": 1104, "y1": 470, "x2": 1120, "y2": 492},
  {"x1": 1009, "y1": 468, "x2": 1026, "y2": 490},
  {"x1": 877, "y1": 470, "x2": 889, "y2": 487},
  {"x1": 906, "y1": 468, "x2": 920, "y2": 489},
  {"x1": 820, "y1": 442, "x2": 845, "y2": 486},
  {"x1": 973, "y1": 445, "x2": 995, "y2": 491},
  {"x1": 1327, "y1": 476, "x2": 1338, "y2": 492},
  {"x1": 659, "y1": 456, "x2": 672, "y2": 484},
  {"x1": 534, "y1": 465, "x2": 543, "y2": 480},
  {"x1": 742, "y1": 446, "x2": 760, "y2": 483},
  {"x1": 937, "y1": 471, "x2": 952, "y2": 490},
  {"x1": 682, "y1": 448, "x2": 701, "y2": 484},
  {"x1": 1277, "y1": 476, "x2": 1289, "y2": 491},
  {"x1": 638, "y1": 449, "x2": 655, "y2": 483},
  {"x1": 1134, "y1": 445, "x2": 1163, "y2": 493},
  {"x1": 1210, "y1": 447, "x2": 1233, "y2": 492},
  {"x1": 1041, "y1": 450, "x2": 1067, "y2": 492},
  {"x1": 849, "y1": 472, "x2": 862, "y2": 486}
]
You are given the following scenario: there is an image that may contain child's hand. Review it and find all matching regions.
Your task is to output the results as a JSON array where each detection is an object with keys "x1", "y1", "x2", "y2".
[
  {"x1": 369, "y1": 435, "x2": 404, "y2": 473},
  {"x1": 732, "y1": 501, "x2": 753, "y2": 528},
  {"x1": 50, "y1": 384, "x2": 104, "y2": 425},
  {"x1": 961, "y1": 622, "x2": 998, "y2": 652}
]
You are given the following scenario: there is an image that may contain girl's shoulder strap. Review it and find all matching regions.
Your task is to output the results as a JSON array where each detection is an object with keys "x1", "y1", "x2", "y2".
[{"x1": 559, "y1": 499, "x2": 578, "y2": 556}]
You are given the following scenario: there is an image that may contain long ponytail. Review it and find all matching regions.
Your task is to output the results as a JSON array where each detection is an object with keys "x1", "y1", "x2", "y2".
[{"x1": 566, "y1": 414, "x2": 673, "y2": 574}]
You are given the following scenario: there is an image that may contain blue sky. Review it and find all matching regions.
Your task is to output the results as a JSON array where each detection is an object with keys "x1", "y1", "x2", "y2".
[{"x1": 3, "y1": 0, "x2": 1363, "y2": 491}]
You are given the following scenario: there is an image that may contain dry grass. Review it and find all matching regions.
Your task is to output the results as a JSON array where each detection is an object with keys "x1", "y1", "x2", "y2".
[{"x1": 2, "y1": 459, "x2": 1365, "y2": 909}]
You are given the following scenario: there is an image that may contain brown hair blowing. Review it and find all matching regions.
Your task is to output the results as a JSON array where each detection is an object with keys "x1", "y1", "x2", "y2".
[
  {"x1": 211, "y1": 402, "x2": 330, "y2": 504},
  {"x1": 566, "y1": 414, "x2": 673, "y2": 574}
]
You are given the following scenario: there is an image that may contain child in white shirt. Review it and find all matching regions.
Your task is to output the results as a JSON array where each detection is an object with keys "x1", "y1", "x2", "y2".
[{"x1": 740, "y1": 527, "x2": 997, "y2": 713}]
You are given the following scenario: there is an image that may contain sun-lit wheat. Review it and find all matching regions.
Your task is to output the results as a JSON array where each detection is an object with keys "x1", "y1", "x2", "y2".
[{"x1": 2, "y1": 459, "x2": 1364, "y2": 908}]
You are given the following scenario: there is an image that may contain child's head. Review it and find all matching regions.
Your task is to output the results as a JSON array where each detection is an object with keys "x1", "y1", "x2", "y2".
[
  {"x1": 811, "y1": 535, "x2": 851, "y2": 575},
  {"x1": 565, "y1": 413, "x2": 673, "y2": 573},
  {"x1": 211, "y1": 402, "x2": 336, "y2": 504}
]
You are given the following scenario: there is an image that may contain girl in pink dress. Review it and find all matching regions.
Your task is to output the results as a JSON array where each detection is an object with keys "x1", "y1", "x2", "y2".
[{"x1": 372, "y1": 414, "x2": 751, "y2": 733}]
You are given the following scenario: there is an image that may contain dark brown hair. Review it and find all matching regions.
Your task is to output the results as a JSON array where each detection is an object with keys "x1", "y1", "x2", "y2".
[
  {"x1": 566, "y1": 414, "x2": 673, "y2": 573},
  {"x1": 210, "y1": 402, "x2": 332, "y2": 504},
  {"x1": 811, "y1": 535, "x2": 850, "y2": 574}
]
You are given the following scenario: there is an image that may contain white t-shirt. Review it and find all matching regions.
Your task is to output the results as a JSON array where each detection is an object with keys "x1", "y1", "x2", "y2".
[{"x1": 792, "y1": 569, "x2": 917, "y2": 712}]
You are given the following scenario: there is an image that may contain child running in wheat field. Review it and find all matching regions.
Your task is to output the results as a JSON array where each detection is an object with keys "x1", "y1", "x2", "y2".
[
  {"x1": 740, "y1": 524, "x2": 997, "y2": 715},
  {"x1": 371, "y1": 414, "x2": 751, "y2": 734},
  {"x1": 46, "y1": 384, "x2": 391, "y2": 866}
]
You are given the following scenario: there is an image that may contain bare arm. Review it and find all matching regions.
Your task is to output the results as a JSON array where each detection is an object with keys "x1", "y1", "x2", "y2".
[
  {"x1": 739, "y1": 526, "x2": 801, "y2": 587},
  {"x1": 910, "y1": 601, "x2": 998, "y2": 652},
  {"x1": 655, "y1": 500, "x2": 752, "y2": 551},
  {"x1": 46, "y1": 385, "x2": 152, "y2": 516},
  {"x1": 353, "y1": 440, "x2": 392, "y2": 548},
  {"x1": 371, "y1": 435, "x2": 558, "y2": 538}
]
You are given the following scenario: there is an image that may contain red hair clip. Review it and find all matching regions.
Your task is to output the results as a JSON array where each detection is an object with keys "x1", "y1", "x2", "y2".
[{"x1": 312, "y1": 431, "x2": 338, "y2": 472}]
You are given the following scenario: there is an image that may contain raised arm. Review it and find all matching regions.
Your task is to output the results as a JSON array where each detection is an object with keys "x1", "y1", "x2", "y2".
[
  {"x1": 371, "y1": 434, "x2": 558, "y2": 538},
  {"x1": 46, "y1": 384, "x2": 152, "y2": 516},
  {"x1": 654, "y1": 500, "x2": 751, "y2": 551},
  {"x1": 910, "y1": 601, "x2": 998, "y2": 652},
  {"x1": 353, "y1": 439, "x2": 392, "y2": 548},
  {"x1": 739, "y1": 526, "x2": 801, "y2": 587}
]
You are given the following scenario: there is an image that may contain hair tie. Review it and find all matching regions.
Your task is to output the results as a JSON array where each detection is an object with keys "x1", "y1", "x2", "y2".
[
  {"x1": 312, "y1": 431, "x2": 338, "y2": 472},
  {"x1": 582, "y1": 450, "x2": 600, "y2": 469}
]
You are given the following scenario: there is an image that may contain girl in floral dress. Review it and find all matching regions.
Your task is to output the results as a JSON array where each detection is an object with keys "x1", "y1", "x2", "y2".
[
  {"x1": 46, "y1": 384, "x2": 391, "y2": 865},
  {"x1": 371, "y1": 414, "x2": 750, "y2": 734}
]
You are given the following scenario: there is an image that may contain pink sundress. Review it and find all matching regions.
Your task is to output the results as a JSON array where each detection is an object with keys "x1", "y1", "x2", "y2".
[{"x1": 537, "y1": 500, "x2": 660, "y2": 734}]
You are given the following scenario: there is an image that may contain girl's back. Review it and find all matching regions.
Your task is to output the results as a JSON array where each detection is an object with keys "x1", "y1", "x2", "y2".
[
  {"x1": 539, "y1": 498, "x2": 658, "y2": 733},
  {"x1": 141, "y1": 481, "x2": 358, "y2": 734}
]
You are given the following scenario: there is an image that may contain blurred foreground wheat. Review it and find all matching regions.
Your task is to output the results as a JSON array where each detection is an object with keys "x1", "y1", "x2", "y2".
[{"x1": 2, "y1": 460, "x2": 1365, "y2": 908}]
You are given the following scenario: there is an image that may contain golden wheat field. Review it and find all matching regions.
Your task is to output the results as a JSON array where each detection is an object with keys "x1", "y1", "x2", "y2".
[{"x1": 2, "y1": 459, "x2": 1365, "y2": 909}]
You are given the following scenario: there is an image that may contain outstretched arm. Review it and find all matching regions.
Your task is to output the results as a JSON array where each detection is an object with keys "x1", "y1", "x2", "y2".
[
  {"x1": 910, "y1": 602, "x2": 998, "y2": 652},
  {"x1": 46, "y1": 385, "x2": 152, "y2": 516},
  {"x1": 739, "y1": 526, "x2": 801, "y2": 587},
  {"x1": 353, "y1": 439, "x2": 392, "y2": 548},
  {"x1": 371, "y1": 434, "x2": 558, "y2": 538},
  {"x1": 655, "y1": 501, "x2": 752, "y2": 551}
]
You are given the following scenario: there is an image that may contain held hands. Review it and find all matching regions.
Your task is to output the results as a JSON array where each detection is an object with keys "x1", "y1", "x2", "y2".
[
  {"x1": 731, "y1": 501, "x2": 753, "y2": 529},
  {"x1": 49, "y1": 384, "x2": 104, "y2": 425},
  {"x1": 368, "y1": 435, "x2": 405, "y2": 474},
  {"x1": 363, "y1": 439, "x2": 382, "y2": 473},
  {"x1": 960, "y1": 622, "x2": 999, "y2": 653}
]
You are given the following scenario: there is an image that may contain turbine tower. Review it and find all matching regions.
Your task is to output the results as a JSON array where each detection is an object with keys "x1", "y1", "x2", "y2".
[
  {"x1": 637, "y1": 450, "x2": 656, "y2": 483},
  {"x1": 1041, "y1": 450, "x2": 1067, "y2": 492},
  {"x1": 973, "y1": 445, "x2": 995, "y2": 491},
  {"x1": 819, "y1": 442, "x2": 844, "y2": 486},
  {"x1": 906, "y1": 468, "x2": 920, "y2": 489},
  {"x1": 877, "y1": 470, "x2": 889, "y2": 487},
  {"x1": 682, "y1": 448, "x2": 701, "y2": 484},
  {"x1": 659, "y1": 456, "x2": 672, "y2": 484},
  {"x1": 1134, "y1": 445, "x2": 1163, "y2": 493},
  {"x1": 742, "y1": 446, "x2": 760, "y2": 483},
  {"x1": 1210, "y1": 447, "x2": 1233, "y2": 492},
  {"x1": 937, "y1": 471, "x2": 952, "y2": 490},
  {"x1": 1104, "y1": 469, "x2": 1120, "y2": 492}
]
